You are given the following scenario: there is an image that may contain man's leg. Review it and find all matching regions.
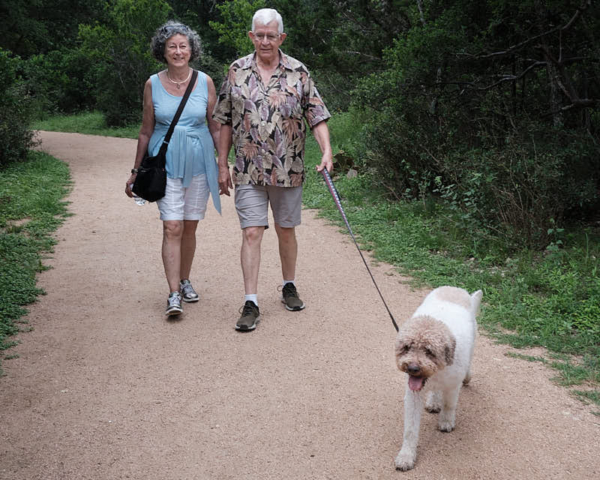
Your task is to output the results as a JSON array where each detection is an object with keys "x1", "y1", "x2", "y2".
[
  {"x1": 274, "y1": 223, "x2": 297, "y2": 282},
  {"x1": 241, "y1": 226, "x2": 265, "y2": 295},
  {"x1": 235, "y1": 185, "x2": 269, "y2": 331},
  {"x1": 270, "y1": 186, "x2": 304, "y2": 311}
]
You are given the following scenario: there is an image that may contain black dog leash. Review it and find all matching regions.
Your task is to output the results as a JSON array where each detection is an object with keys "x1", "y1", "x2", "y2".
[{"x1": 321, "y1": 168, "x2": 399, "y2": 332}]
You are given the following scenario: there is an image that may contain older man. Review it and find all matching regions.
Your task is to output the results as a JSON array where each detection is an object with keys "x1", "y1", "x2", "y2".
[{"x1": 214, "y1": 8, "x2": 333, "y2": 332}]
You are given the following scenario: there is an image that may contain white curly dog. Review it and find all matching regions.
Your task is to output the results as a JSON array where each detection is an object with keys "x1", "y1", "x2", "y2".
[{"x1": 394, "y1": 286, "x2": 483, "y2": 471}]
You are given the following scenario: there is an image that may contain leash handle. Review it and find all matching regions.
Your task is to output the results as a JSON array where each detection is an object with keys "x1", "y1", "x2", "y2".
[{"x1": 320, "y1": 168, "x2": 399, "y2": 332}]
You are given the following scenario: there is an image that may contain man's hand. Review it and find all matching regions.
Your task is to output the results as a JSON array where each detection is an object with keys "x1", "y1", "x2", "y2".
[
  {"x1": 312, "y1": 121, "x2": 333, "y2": 173},
  {"x1": 315, "y1": 154, "x2": 333, "y2": 173},
  {"x1": 218, "y1": 165, "x2": 233, "y2": 196},
  {"x1": 217, "y1": 124, "x2": 234, "y2": 196}
]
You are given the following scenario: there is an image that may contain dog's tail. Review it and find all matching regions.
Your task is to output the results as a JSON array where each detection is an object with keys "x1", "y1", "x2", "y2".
[{"x1": 471, "y1": 290, "x2": 483, "y2": 317}]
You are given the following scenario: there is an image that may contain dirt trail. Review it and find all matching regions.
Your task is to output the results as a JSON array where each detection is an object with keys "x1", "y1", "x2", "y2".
[{"x1": 0, "y1": 131, "x2": 599, "y2": 480}]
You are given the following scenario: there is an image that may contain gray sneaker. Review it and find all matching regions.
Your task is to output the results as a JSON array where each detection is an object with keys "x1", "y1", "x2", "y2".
[
  {"x1": 236, "y1": 301, "x2": 260, "y2": 331},
  {"x1": 166, "y1": 291, "x2": 183, "y2": 316},
  {"x1": 281, "y1": 283, "x2": 305, "y2": 311},
  {"x1": 180, "y1": 279, "x2": 199, "y2": 303}
]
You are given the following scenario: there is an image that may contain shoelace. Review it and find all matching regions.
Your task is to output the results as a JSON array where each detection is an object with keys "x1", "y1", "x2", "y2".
[
  {"x1": 241, "y1": 302, "x2": 257, "y2": 316},
  {"x1": 181, "y1": 284, "x2": 195, "y2": 296},
  {"x1": 281, "y1": 284, "x2": 298, "y2": 298}
]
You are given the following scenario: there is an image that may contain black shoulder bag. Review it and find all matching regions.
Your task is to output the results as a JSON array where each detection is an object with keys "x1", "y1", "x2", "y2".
[{"x1": 133, "y1": 69, "x2": 198, "y2": 202}]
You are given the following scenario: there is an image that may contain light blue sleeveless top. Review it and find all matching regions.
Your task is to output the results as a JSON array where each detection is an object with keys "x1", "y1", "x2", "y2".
[{"x1": 149, "y1": 71, "x2": 221, "y2": 214}]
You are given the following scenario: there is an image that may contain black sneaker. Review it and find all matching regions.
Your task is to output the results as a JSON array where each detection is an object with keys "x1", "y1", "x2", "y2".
[
  {"x1": 236, "y1": 301, "x2": 260, "y2": 331},
  {"x1": 281, "y1": 283, "x2": 305, "y2": 311}
]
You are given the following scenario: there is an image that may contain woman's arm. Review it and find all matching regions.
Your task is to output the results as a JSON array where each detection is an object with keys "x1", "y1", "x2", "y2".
[{"x1": 125, "y1": 78, "x2": 155, "y2": 197}]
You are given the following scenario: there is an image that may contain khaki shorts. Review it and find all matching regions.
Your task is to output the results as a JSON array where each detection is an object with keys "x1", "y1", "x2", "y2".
[{"x1": 234, "y1": 184, "x2": 302, "y2": 229}]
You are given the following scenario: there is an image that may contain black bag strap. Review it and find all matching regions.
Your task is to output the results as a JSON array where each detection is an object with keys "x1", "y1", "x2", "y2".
[{"x1": 157, "y1": 69, "x2": 198, "y2": 157}]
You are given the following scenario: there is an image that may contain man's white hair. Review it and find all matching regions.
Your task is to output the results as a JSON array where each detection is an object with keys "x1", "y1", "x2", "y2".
[{"x1": 252, "y1": 8, "x2": 284, "y2": 34}]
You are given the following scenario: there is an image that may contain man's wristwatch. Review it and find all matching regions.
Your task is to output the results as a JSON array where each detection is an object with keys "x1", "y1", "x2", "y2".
[{"x1": 131, "y1": 168, "x2": 139, "y2": 174}]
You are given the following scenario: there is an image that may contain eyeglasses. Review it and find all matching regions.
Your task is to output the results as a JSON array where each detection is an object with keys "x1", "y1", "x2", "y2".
[{"x1": 253, "y1": 33, "x2": 280, "y2": 42}]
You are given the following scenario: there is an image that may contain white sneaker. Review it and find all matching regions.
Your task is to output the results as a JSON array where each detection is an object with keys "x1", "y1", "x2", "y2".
[{"x1": 166, "y1": 291, "x2": 183, "y2": 316}]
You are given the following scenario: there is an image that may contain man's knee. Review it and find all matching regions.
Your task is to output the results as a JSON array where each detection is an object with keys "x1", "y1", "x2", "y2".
[
  {"x1": 242, "y1": 226, "x2": 265, "y2": 245},
  {"x1": 275, "y1": 223, "x2": 296, "y2": 240}
]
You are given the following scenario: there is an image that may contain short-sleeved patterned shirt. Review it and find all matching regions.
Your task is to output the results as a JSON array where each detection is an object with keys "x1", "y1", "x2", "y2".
[{"x1": 213, "y1": 50, "x2": 331, "y2": 187}]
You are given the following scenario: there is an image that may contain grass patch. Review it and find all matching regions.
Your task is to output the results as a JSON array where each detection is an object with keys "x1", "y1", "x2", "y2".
[
  {"x1": 573, "y1": 391, "x2": 600, "y2": 416},
  {"x1": 0, "y1": 151, "x2": 71, "y2": 375},
  {"x1": 506, "y1": 352, "x2": 548, "y2": 364},
  {"x1": 302, "y1": 111, "x2": 600, "y2": 411},
  {"x1": 32, "y1": 111, "x2": 140, "y2": 139}
]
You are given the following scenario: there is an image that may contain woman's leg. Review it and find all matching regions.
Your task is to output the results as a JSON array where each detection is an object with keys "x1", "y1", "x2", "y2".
[
  {"x1": 180, "y1": 220, "x2": 199, "y2": 281},
  {"x1": 162, "y1": 220, "x2": 184, "y2": 293}
]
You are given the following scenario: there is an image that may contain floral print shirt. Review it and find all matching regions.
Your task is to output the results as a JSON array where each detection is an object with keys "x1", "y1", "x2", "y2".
[{"x1": 213, "y1": 51, "x2": 331, "y2": 187}]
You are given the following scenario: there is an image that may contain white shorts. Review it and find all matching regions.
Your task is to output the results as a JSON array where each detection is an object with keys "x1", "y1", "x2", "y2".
[{"x1": 157, "y1": 175, "x2": 209, "y2": 221}]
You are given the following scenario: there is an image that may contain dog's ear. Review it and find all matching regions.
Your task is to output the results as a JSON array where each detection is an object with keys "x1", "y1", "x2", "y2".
[{"x1": 445, "y1": 336, "x2": 456, "y2": 365}]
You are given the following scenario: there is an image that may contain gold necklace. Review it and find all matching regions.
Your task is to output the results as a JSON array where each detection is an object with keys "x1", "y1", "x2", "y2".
[{"x1": 166, "y1": 68, "x2": 192, "y2": 89}]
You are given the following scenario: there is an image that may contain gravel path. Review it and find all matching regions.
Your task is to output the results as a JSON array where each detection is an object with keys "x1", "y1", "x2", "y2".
[{"x1": 1, "y1": 131, "x2": 599, "y2": 479}]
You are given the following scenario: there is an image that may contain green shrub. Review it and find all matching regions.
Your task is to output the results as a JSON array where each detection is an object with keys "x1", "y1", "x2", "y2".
[
  {"x1": 0, "y1": 49, "x2": 37, "y2": 168},
  {"x1": 351, "y1": 1, "x2": 600, "y2": 249},
  {"x1": 79, "y1": 0, "x2": 172, "y2": 126},
  {"x1": 21, "y1": 48, "x2": 97, "y2": 116}
]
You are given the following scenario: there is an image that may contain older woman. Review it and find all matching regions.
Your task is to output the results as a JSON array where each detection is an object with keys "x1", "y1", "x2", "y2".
[{"x1": 126, "y1": 21, "x2": 221, "y2": 316}]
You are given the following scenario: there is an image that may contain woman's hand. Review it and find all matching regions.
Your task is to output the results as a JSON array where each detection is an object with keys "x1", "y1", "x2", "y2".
[{"x1": 125, "y1": 173, "x2": 137, "y2": 198}]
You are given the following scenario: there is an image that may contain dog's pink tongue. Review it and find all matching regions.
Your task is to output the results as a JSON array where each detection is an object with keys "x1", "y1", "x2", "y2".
[{"x1": 408, "y1": 375, "x2": 425, "y2": 391}]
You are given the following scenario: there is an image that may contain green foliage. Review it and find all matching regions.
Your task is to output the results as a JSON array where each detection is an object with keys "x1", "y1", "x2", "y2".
[
  {"x1": 352, "y1": 0, "x2": 600, "y2": 248},
  {"x1": 209, "y1": 0, "x2": 266, "y2": 57},
  {"x1": 0, "y1": 0, "x2": 107, "y2": 57},
  {"x1": 79, "y1": 0, "x2": 172, "y2": 126},
  {"x1": 270, "y1": 0, "x2": 412, "y2": 109},
  {"x1": 0, "y1": 49, "x2": 38, "y2": 168},
  {"x1": 21, "y1": 48, "x2": 97, "y2": 115},
  {"x1": 574, "y1": 390, "x2": 600, "y2": 415},
  {"x1": 0, "y1": 151, "x2": 71, "y2": 372}
]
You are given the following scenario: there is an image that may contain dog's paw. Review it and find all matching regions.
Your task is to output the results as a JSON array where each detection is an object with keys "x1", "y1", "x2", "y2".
[
  {"x1": 438, "y1": 420, "x2": 455, "y2": 432},
  {"x1": 394, "y1": 449, "x2": 417, "y2": 471},
  {"x1": 425, "y1": 391, "x2": 442, "y2": 413}
]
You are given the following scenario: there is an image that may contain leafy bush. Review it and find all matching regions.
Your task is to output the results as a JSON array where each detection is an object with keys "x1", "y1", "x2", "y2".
[
  {"x1": 0, "y1": 49, "x2": 37, "y2": 168},
  {"x1": 79, "y1": 0, "x2": 172, "y2": 126},
  {"x1": 352, "y1": 1, "x2": 600, "y2": 248},
  {"x1": 21, "y1": 48, "x2": 97, "y2": 116},
  {"x1": 209, "y1": 0, "x2": 265, "y2": 57}
]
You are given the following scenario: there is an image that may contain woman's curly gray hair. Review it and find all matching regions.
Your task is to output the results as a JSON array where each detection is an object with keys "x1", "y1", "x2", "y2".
[{"x1": 151, "y1": 21, "x2": 201, "y2": 63}]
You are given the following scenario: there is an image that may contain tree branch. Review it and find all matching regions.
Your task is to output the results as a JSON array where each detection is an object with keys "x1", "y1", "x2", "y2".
[{"x1": 456, "y1": 0, "x2": 591, "y2": 60}]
